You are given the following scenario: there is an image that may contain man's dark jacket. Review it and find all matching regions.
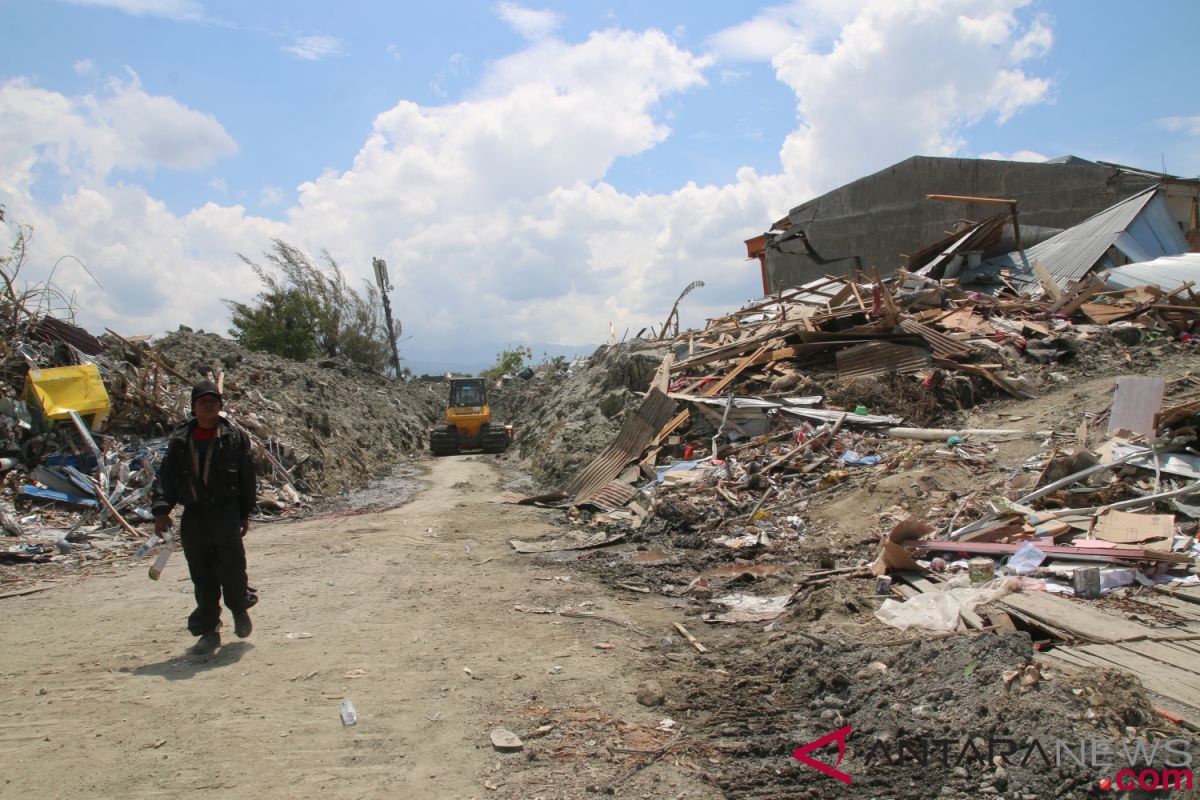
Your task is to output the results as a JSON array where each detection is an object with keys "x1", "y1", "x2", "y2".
[{"x1": 151, "y1": 417, "x2": 256, "y2": 521}]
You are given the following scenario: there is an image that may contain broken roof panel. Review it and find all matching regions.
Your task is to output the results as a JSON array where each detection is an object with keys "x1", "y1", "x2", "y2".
[
  {"x1": 965, "y1": 187, "x2": 1189, "y2": 291},
  {"x1": 1104, "y1": 253, "x2": 1200, "y2": 292}
]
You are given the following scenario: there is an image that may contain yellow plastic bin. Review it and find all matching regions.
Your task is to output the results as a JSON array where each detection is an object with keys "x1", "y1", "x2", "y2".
[{"x1": 24, "y1": 363, "x2": 111, "y2": 424}]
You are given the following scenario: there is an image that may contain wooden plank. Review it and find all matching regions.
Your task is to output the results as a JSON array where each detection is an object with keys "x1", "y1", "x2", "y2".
[
  {"x1": 1171, "y1": 642, "x2": 1200, "y2": 662},
  {"x1": 1152, "y1": 640, "x2": 1200, "y2": 661},
  {"x1": 1054, "y1": 647, "x2": 1200, "y2": 711},
  {"x1": 1054, "y1": 276, "x2": 1106, "y2": 316},
  {"x1": 673, "y1": 328, "x2": 795, "y2": 370},
  {"x1": 1001, "y1": 606, "x2": 1073, "y2": 640},
  {"x1": 1080, "y1": 302, "x2": 1137, "y2": 325},
  {"x1": 1110, "y1": 641, "x2": 1200, "y2": 690},
  {"x1": 1032, "y1": 258, "x2": 1065, "y2": 302},
  {"x1": 673, "y1": 622, "x2": 709, "y2": 653},
  {"x1": 0, "y1": 583, "x2": 58, "y2": 600},
  {"x1": 999, "y1": 592, "x2": 1156, "y2": 642},
  {"x1": 1134, "y1": 594, "x2": 1200, "y2": 622},
  {"x1": 1155, "y1": 585, "x2": 1200, "y2": 606},
  {"x1": 1078, "y1": 644, "x2": 1200, "y2": 697},
  {"x1": 926, "y1": 193, "x2": 1017, "y2": 206},
  {"x1": 1036, "y1": 649, "x2": 1091, "y2": 671},
  {"x1": 985, "y1": 609, "x2": 1016, "y2": 631}
]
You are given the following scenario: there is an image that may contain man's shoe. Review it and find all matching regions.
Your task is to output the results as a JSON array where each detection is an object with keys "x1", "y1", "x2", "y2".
[
  {"x1": 192, "y1": 630, "x2": 220, "y2": 655},
  {"x1": 233, "y1": 611, "x2": 253, "y2": 638}
]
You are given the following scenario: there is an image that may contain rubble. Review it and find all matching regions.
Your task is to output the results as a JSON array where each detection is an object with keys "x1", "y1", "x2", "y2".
[
  {"x1": 1, "y1": 315, "x2": 439, "y2": 588},
  {"x1": 496, "y1": 246, "x2": 1200, "y2": 795}
]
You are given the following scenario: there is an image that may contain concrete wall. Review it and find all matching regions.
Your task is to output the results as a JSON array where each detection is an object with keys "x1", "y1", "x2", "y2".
[{"x1": 763, "y1": 156, "x2": 1161, "y2": 292}]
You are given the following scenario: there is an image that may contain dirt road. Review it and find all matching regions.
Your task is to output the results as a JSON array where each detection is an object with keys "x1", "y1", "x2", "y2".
[{"x1": 1, "y1": 457, "x2": 718, "y2": 800}]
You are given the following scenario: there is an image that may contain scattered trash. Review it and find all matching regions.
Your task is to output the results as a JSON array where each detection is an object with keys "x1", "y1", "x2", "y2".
[
  {"x1": 339, "y1": 700, "x2": 357, "y2": 727},
  {"x1": 1007, "y1": 541, "x2": 1046, "y2": 574},
  {"x1": 490, "y1": 727, "x2": 524, "y2": 752}
]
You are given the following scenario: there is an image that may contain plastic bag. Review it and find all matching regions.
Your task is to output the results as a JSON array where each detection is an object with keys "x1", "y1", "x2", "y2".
[{"x1": 1007, "y1": 541, "x2": 1046, "y2": 575}]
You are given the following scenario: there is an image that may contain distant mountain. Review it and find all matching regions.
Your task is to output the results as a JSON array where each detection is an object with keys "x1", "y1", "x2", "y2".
[{"x1": 400, "y1": 341, "x2": 598, "y2": 377}]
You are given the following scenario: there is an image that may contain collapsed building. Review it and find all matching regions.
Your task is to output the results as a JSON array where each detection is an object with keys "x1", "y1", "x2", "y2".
[{"x1": 746, "y1": 155, "x2": 1200, "y2": 294}]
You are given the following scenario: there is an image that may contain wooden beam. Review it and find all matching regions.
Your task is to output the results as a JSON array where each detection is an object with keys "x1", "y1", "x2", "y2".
[{"x1": 927, "y1": 193, "x2": 1018, "y2": 205}]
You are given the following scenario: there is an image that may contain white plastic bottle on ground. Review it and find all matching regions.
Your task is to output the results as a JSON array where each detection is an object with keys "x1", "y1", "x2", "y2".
[{"x1": 340, "y1": 700, "x2": 357, "y2": 726}]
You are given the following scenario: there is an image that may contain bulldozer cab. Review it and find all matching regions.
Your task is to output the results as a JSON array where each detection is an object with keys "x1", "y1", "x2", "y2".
[{"x1": 449, "y1": 378, "x2": 486, "y2": 408}]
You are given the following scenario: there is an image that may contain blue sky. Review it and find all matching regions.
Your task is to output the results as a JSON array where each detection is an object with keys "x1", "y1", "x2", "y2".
[{"x1": 1, "y1": 0, "x2": 1197, "y2": 370}]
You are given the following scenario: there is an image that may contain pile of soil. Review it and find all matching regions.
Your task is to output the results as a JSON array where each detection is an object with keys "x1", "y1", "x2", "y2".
[
  {"x1": 675, "y1": 631, "x2": 1162, "y2": 799},
  {"x1": 155, "y1": 328, "x2": 442, "y2": 496},
  {"x1": 491, "y1": 340, "x2": 667, "y2": 489}
]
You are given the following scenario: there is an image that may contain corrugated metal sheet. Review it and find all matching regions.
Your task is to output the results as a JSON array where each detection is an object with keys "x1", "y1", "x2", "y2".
[
  {"x1": 966, "y1": 187, "x2": 1187, "y2": 291},
  {"x1": 565, "y1": 387, "x2": 677, "y2": 504},
  {"x1": 670, "y1": 394, "x2": 781, "y2": 409},
  {"x1": 836, "y1": 342, "x2": 930, "y2": 379},
  {"x1": 1104, "y1": 253, "x2": 1200, "y2": 291},
  {"x1": 29, "y1": 317, "x2": 106, "y2": 356},
  {"x1": 575, "y1": 481, "x2": 637, "y2": 512},
  {"x1": 896, "y1": 318, "x2": 973, "y2": 360}
]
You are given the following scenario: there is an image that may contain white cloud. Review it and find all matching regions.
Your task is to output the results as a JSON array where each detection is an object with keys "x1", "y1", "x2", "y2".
[
  {"x1": 208, "y1": 177, "x2": 227, "y2": 193},
  {"x1": 708, "y1": 16, "x2": 805, "y2": 61},
  {"x1": 282, "y1": 35, "x2": 342, "y2": 61},
  {"x1": 706, "y1": 1, "x2": 860, "y2": 61},
  {"x1": 259, "y1": 186, "x2": 283, "y2": 205},
  {"x1": 73, "y1": 59, "x2": 97, "y2": 76},
  {"x1": 0, "y1": 72, "x2": 235, "y2": 197},
  {"x1": 978, "y1": 149, "x2": 1049, "y2": 162},
  {"x1": 718, "y1": 67, "x2": 750, "y2": 85},
  {"x1": 1158, "y1": 116, "x2": 1200, "y2": 136},
  {"x1": 0, "y1": 2, "x2": 1056, "y2": 360},
  {"x1": 495, "y1": 2, "x2": 562, "y2": 41},
  {"x1": 1010, "y1": 16, "x2": 1052, "y2": 60},
  {"x1": 61, "y1": 0, "x2": 207, "y2": 22},
  {"x1": 765, "y1": 0, "x2": 1053, "y2": 195}
]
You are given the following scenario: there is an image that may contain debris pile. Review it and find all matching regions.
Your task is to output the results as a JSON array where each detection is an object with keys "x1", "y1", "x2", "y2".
[
  {"x1": 502, "y1": 267, "x2": 1200, "y2": 742},
  {"x1": 675, "y1": 632, "x2": 1161, "y2": 800},
  {"x1": 2, "y1": 318, "x2": 439, "y2": 584},
  {"x1": 490, "y1": 340, "x2": 666, "y2": 489}
]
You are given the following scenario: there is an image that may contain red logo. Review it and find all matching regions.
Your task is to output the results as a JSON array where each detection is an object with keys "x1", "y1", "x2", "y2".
[{"x1": 792, "y1": 725, "x2": 853, "y2": 784}]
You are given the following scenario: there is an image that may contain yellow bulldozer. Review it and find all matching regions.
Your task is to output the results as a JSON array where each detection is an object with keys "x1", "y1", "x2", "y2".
[{"x1": 429, "y1": 377, "x2": 512, "y2": 456}]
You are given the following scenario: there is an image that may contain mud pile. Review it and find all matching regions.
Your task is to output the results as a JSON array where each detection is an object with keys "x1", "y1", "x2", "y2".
[
  {"x1": 154, "y1": 328, "x2": 442, "y2": 496},
  {"x1": 677, "y1": 631, "x2": 1162, "y2": 799},
  {"x1": 491, "y1": 340, "x2": 667, "y2": 489}
]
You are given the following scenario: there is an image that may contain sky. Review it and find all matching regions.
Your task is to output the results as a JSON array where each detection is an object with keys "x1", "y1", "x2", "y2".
[{"x1": 1, "y1": 0, "x2": 1197, "y2": 372}]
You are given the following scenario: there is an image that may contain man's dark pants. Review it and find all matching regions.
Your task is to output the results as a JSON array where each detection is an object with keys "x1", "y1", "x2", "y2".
[{"x1": 179, "y1": 501, "x2": 248, "y2": 636}]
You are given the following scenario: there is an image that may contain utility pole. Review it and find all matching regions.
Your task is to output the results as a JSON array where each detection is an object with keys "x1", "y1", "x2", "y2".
[{"x1": 372, "y1": 257, "x2": 402, "y2": 378}]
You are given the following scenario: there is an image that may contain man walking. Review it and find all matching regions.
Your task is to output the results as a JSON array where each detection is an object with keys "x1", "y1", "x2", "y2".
[{"x1": 152, "y1": 380, "x2": 257, "y2": 655}]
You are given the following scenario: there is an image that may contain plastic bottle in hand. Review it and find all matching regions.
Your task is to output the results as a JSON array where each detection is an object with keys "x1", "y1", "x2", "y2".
[
  {"x1": 134, "y1": 534, "x2": 159, "y2": 560},
  {"x1": 340, "y1": 700, "x2": 357, "y2": 726},
  {"x1": 148, "y1": 544, "x2": 173, "y2": 580}
]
